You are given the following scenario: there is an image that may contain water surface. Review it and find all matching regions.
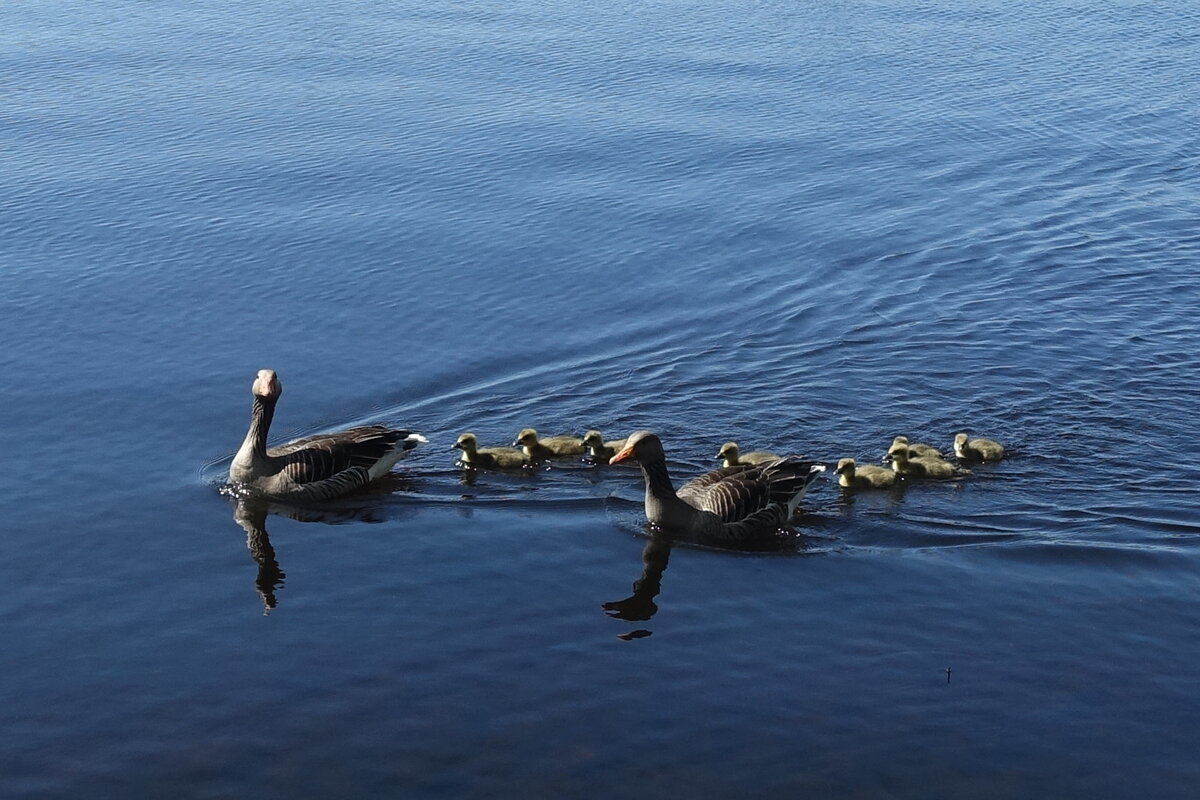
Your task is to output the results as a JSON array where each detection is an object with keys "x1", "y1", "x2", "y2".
[{"x1": 2, "y1": 0, "x2": 1199, "y2": 796}]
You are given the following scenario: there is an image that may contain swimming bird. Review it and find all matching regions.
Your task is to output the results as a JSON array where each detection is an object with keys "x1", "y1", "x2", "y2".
[
  {"x1": 581, "y1": 430, "x2": 628, "y2": 461},
  {"x1": 452, "y1": 432, "x2": 529, "y2": 468},
  {"x1": 716, "y1": 441, "x2": 779, "y2": 468},
  {"x1": 229, "y1": 369, "x2": 426, "y2": 501},
  {"x1": 887, "y1": 435, "x2": 942, "y2": 460},
  {"x1": 835, "y1": 457, "x2": 898, "y2": 489},
  {"x1": 888, "y1": 446, "x2": 969, "y2": 479},
  {"x1": 514, "y1": 428, "x2": 586, "y2": 460},
  {"x1": 953, "y1": 432, "x2": 1005, "y2": 461},
  {"x1": 609, "y1": 430, "x2": 826, "y2": 546}
]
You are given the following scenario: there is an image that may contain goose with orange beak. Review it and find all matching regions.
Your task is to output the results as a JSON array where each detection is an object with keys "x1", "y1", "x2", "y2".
[{"x1": 610, "y1": 430, "x2": 825, "y2": 546}]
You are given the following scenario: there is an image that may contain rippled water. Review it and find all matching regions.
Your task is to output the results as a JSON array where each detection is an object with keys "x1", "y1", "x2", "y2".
[{"x1": 3, "y1": 0, "x2": 1199, "y2": 796}]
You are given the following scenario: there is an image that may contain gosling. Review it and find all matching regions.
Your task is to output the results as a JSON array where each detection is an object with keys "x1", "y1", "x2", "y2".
[
  {"x1": 514, "y1": 427, "x2": 586, "y2": 461},
  {"x1": 581, "y1": 430, "x2": 628, "y2": 461},
  {"x1": 889, "y1": 446, "x2": 970, "y2": 479},
  {"x1": 453, "y1": 433, "x2": 528, "y2": 469},
  {"x1": 887, "y1": 435, "x2": 943, "y2": 460},
  {"x1": 835, "y1": 458, "x2": 898, "y2": 489},
  {"x1": 953, "y1": 432, "x2": 1005, "y2": 461},
  {"x1": 716, "y1": 441, "x2": 779, "y2": 468}
]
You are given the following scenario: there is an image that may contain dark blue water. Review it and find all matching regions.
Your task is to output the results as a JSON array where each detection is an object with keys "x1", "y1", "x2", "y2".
[{"x1": 3, "y1": 0, "x2": 1199, "y2": 796}]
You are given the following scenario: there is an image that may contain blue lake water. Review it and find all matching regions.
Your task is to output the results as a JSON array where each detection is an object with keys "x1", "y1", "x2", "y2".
[{"x1": 2, "y1": 0, "x2": 1199, "y2": 796}]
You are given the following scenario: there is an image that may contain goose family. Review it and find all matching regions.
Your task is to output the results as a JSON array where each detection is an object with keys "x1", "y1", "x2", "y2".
[
  {"x1": 582, "y1": 430, "x2": 628, "y2": 461},
  {"x1": 453, "y1": 432, "x2": 528, "y2": 468},
  {"x1": 609, "y1": 430, "x2": 825, "y2": 546},
  {"x1": 226, "y1": 369, "x2": 1008, "y2": 538},
  {"x1": 514, "y1": 428, "x2": 586, "y2": 461},
  {"x1": 229, "y1": 369, "x2": 426, "y2": 501},
  {"x1": 953, "y1": 432, "x2": 1005, "y2": 461},
  {"x1": 715, "y1": 441, "x2": 779, "y2": 468}
]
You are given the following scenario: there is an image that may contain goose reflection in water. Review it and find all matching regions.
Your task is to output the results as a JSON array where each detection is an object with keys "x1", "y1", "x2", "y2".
[
  {"x1": 225, "y1": 472, "x2": 420, "y2": 613},
  {"x1": 232, "y1": 499, "x2": 286, "y2": 613},
  {"x1": 604, "y1": 536, "x2": 673, "y2": 637}
]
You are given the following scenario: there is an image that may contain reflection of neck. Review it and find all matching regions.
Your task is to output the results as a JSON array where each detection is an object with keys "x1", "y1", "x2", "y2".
[{"x1": 235, "y1": 501, "x2": 284, "y2": 613}]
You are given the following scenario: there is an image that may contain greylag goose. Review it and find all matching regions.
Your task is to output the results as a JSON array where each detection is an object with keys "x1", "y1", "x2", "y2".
[
  {"x1": 229, "y1": 369, "x2": 426, "y2": 501},
  {"x1": 888, "y1": 446, "x2": 969, "y2": 479},
  {"x1": 609, "y1": 430, "x2": 826, "y2": 546},
  {"x1": 835, "y1": 457, "x2": 898, "y2": 489},
  {"x1": 886, "y1": 435, "x2": 942, "y2": 460},
  {"x1": 582, "y1": 430, "x2": 628, "y2": 461},
  {"x1": 514, "y1": 427, "x2": 586, "y2": 460},
  {"x1": 453, "y1": 432, "x2": 528, "y2": 468},
  {"x1": 953, "y1": 432, "x2": 1005, "y2": 461},
  {"x1": 716, "y1": 441, "x2": 779, "y2": 468}
]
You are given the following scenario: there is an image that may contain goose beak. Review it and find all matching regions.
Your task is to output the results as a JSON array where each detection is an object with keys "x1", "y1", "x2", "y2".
[{"x1": 609, "y1": 444, "x2": 636, "y2": 464}]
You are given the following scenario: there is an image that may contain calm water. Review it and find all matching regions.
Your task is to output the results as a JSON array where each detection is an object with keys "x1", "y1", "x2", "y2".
[{"x1": 3, "y1": 0, "x2": 1199, "y2": 796}]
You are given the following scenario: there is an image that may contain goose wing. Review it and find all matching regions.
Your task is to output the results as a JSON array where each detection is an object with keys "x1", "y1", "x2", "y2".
[
  {"x1": 268, "y1": 426, "x2": 416, "y2": 498},
  {"x1": 682, "y1": 457, "x2": 825, "y2": 524},
  {"x1": 678, "y1": 464, "x2": 772, "y2": 522},
  {"x1": 676, "y1": 463, "x2": 758, "y2": 505}
]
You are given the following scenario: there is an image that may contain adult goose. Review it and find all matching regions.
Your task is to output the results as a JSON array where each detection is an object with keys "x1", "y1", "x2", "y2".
[
  {"x1": 953, "y1": 432, "x2": 1005, "y2": 461},
  {"x1": 609, "y1": 430, "x2": 826, "y2": 546},
  {"x1": 229, "y1": 369, "x2": 426, "y2": 501},
  {"x1": 716, "y1": 441, "x2": 779, "y2": 468},
  {"x1": 888, "y1": 446, "x2": 969, "y2": 479},
  {"x1": 514, "y1": 428, "x2": 586, "y2": 460},
  {"x1": 835, "y1": 457, "x2": 898, "y2": 489},
  {"x1": 582, "y1": 430, "x2": 628, "y2": 462},
  {"x1": 453, "y1": 432, "x2": 528, "y2": 468}
]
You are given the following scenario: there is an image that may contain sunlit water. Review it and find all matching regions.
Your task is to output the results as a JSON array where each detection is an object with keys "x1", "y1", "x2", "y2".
[{"x1": 2, "y1": 0, "x2": 1199, "y2": 796}]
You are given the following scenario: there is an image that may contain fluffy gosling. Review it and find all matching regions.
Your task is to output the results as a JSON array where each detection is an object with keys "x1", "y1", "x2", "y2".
[
  {"x1": 953, "y1": 432, "x2": 1005, "y2": 461},
  {"x1": 453, "y1": 433, "x2": 528, "y2": 468},
  {"x1": 889, "y1": 446, "x2": 970, "y2": 479},
  {"x1": 716, "y1": 441, "x2": 779, "y2": 468},
  {"x1": 887, "y1": 435, "x2": 943, "y2": 460},
  {"x1": 514, "y1": 428, "x2": 586, "y2": 461},
  {"x1": 835, "y1": 458, "x2": 898, "y2": 489},
  {"x1": 581, "y1": 430, "x2": 628, "y2": 461}
]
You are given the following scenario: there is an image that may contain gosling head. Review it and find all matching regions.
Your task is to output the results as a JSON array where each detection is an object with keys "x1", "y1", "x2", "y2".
[
  {"x1": 716, "y1": 441, "x2": 740, "y2": 462},
  {"x1": 514, "y1": 428, "x2": 540, "y2": 447},
  {"x1": 953, "y1": 432, "x2": 969, "y2": 448},
  {"x1": 453, "y1": 433, "x2": 479, "y2": 453},
  {"x1": 835, "y1": 458, "x2": 857, "y2": 476},
  {"x1": 252, "y1": 368, "x2": 281, "y2": 399},
  {"x1": 582, "y1": 430, "x2": 605, "y2": 448}
]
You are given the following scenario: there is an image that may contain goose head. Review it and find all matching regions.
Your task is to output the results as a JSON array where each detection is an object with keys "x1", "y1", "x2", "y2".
[
  {"x1": 716, "y1": 442, "x2": 740, "y2": 463},
  {"x1": 609, "y1": 430, "x2": 664, "y2": 465},
  {"x1": 252, "y1": 369, "x2": 281, "y2": 400}
]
